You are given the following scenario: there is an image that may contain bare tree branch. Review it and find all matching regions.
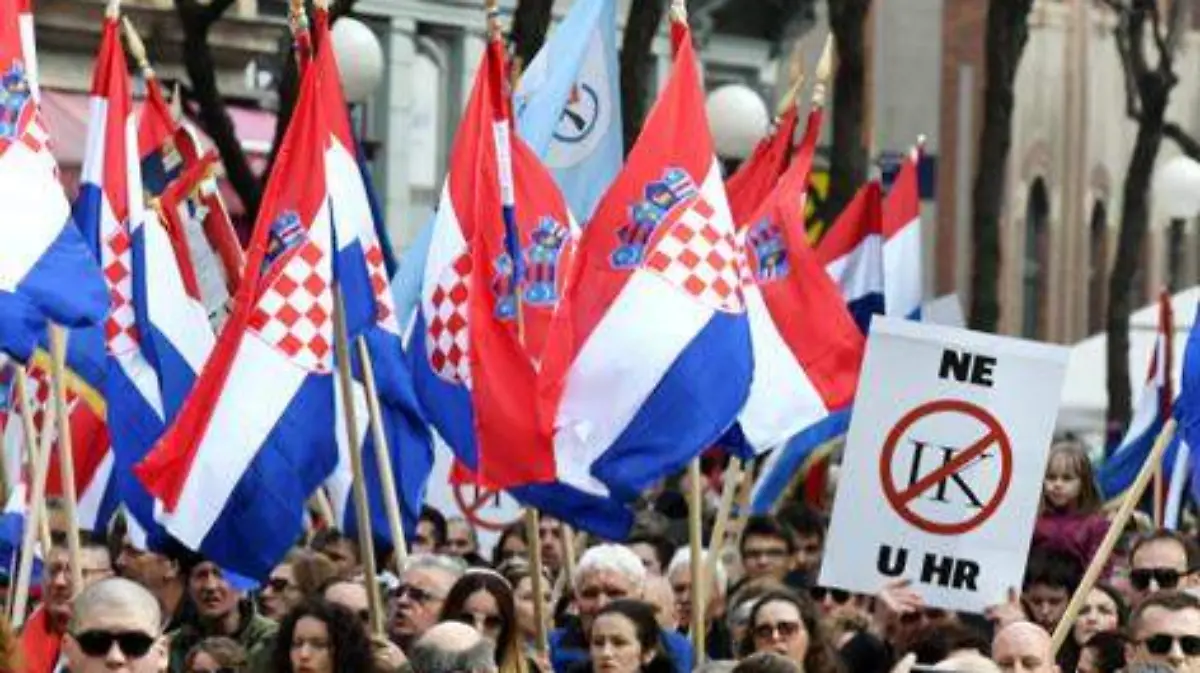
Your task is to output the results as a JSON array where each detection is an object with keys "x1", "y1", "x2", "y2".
[
  {"x1": 1164, "y1": 120, "x2": 1200, "y2": 160},
  {"x1": 202, "y1": 0, "x2": 239, "y2": 28},
  {"x1": 1146, "y1": 0, "x2": 1170, "y2": 63},
  {"x1": 1107, "y1": 3, "x2": 1143, "y2": 121},
  {"x1": 1164, "y1": 0, "x2": 1187, "y2": 59}
]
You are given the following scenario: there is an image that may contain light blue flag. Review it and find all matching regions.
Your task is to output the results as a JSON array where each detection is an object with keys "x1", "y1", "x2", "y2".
[
  {"x1": 391, "y1": 218, "x2": 436, "y2": 334},
  {"x1": 515, "y1": 0, "x2": 623, "y2": 222}
]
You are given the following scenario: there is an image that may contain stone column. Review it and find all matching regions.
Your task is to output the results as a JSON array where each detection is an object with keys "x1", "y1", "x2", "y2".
[{"x1": 383, "y1": 16, "x2": 419, "y2": 247}]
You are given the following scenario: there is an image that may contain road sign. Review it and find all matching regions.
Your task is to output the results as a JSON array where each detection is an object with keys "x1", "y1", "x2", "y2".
[{"x1": 819, "y1": 317, "x2": 1067, "y2": 613}]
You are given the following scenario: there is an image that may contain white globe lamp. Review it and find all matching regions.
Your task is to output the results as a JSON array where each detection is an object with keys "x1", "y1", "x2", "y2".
[
  {"x1": 331, "y1": 17, "x2": 385, "y2": 104},
  {"x1": 1155, "y1": 155, "x2": 1200, "y2": 219},
  {"x1": 705, "y1": 83, "x2": 770, "y2": 160}
]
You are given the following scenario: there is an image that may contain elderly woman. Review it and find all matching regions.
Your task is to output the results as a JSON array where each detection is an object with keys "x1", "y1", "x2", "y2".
[{"x1": 549, "y1": 544, "x2": 694, "y2": 673}]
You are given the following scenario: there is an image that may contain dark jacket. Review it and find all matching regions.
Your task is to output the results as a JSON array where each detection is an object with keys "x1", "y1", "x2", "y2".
[
  {"x1": 167, "y1": 599, "x2": 276, "y2": 673},
  {"x1": 550, "y1": 621, "x2": 693, "y2": 673}
]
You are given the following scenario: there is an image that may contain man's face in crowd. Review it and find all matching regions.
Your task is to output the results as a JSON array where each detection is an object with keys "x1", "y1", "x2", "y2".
[
  {"x1": 45, "y1": 547, "x2": 76, "y2": 626},
  {"x1": 1024, "y1": 583, "x2": 1070, "y2": 631},
  {"x1": 1131, "y1": 539, "x2": 1194, "y2": 602},
  {"x1": 443, "y1": 520, "x2": 476, "y2": 558},
  {"x1": 539, "y1": 518, "x2": 565, "y2": 574},
  {"x1": 318, "y1": 538, "x2": 359, "y2": 577},
  {"x1": 576, "y1": 569, "x2": 639, "y2": 635},
  {"x1": 388, "y1": 566, "x2": 456, "y2": 645},
  {"x1": 63, "y1": 599, "x2": 166, "y2": 673},
  {"x1": 189, "y1": 562, "x2": 239, "y2": 624},
  {"x1": 627, "y1": 543, "x2": 662, "y2": 576},
  {"x1": 992, "y1": 622, "x2": 1059, "y2": 673},
  {"x1": 741, "y1": 534, "x2": 793, "y2": 581},
  {"x1": 1130, "y1": 606, "x2": 1200, "y2": 671},
  {"x1": 794, "y1": 534, "x2": 823, "y2": 577},
  {"x1": 116, "y1": 541, "x2": 174, "y2": 592},
  {"x1": 413, "y1": 521, "x2": 439, "y2": 555}
]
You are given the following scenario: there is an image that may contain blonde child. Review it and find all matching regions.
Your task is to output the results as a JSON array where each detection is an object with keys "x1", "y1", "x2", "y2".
[{"x1": 1032, "y1": 440, "x2": 1109, "y2": 568}]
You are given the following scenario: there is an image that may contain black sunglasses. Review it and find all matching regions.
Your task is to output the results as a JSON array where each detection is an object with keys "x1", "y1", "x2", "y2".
[
  {"x1": 265, "y1": 577, "x2": 293, "y2": 593},
  {"x1": 899, "y1": 608, "x2": 949, "y2": 625},
  {"x1": 73, "y1": 630, "x2": 156, "y2": 658},
  {"x1": 1143, "y1": 634, "x2": 1200, "y2": 656},
  {"x1": 809, "y1": 587, "x2": 851, "y2": 605},
  {"x1": 1130, "y1": 567, "x2": 1189, "y2": 591}
]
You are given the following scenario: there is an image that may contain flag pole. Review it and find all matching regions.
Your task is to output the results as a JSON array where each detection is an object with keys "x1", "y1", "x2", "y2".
[
  {"x1": 332, "y1": 290, "x2": 386, "y2": 638},
  {"x1": 354, "y1": 338, "x2": 409, "y2": 571},
  {"x1": 774, "y1": 41, "x2": 806, "y2": 120},
  {"x1": 11, "y1": 370, "x2": 55, "y2": 629},
  {"x1": 14, "y1": 367, "x2": 51, "y2": 556},
  {"x1": 702, "y1": 457, "x2": 742, "y2": 609},
  {"x1": 687, "y1": 458, "x2": 707, "y2": 664},
  {"x1": 524, "y1": 509, "x2": 551, "y2": 657},
  {"x1": 1050, "y1": 418, "x2": 1177, "y2": 655},
  {"x1": 48, "y1": 326, "x2": 83, "y2": 592}
]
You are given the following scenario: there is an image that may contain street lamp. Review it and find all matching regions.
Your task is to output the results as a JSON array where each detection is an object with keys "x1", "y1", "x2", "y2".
[
  {"x1": 331, "y1": 17, "x2": 385, "y2": 104},
  {"x1": 1153, "y1": 156, "x2": 1200, "y2": 291},
  {"x1": 705, "y1": 83, "x2": 769, "y2": 161}
]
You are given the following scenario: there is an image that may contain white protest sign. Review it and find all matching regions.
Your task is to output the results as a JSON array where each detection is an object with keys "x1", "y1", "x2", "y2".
[{"x1": 819, "y1": 317, "x2": 1068, "y2": 613}]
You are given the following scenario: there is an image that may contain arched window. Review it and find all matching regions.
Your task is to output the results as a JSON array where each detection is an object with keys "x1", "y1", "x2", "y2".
[
  {"x1": 1087, "y1": 201, "x2": 1108, "y2": 334},
  {"x1": 1022, "y1": 179, "x2": 1050, "y2": 339}
]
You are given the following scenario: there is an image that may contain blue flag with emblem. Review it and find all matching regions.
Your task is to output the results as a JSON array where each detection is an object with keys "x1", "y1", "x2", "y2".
[{"x1": 515, "y1": 0, "x2": 622, "y2": 222}]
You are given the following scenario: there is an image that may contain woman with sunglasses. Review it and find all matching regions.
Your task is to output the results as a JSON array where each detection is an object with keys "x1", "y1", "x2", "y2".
[
  {"x1": 739, "y1": 589, "x2": 842, "y2": 673},
  {"x1": 185, "y1": 637, "x2": 247, "y2": 673},
  {"x1": 586, "y1": 600, "x2": 673, "y2": 673},
  {"x1": 260, "y1": 549, "x2": 338, "y2": 621},
  {"x1": 271, "y1": 599, "x2": 373, "y2": 673},
  {"x1": 440, "y1": 570, "x2": 528, "y2": 673}
]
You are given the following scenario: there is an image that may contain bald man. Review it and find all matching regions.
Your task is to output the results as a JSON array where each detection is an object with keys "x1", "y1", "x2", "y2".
[
  {"x1": 992, "y1": 622, "x2": 1060, "y2": 673},
  {"x1": 62, "y1": 578, "x2": 167, "y2": 673},
  {"x1": 409, "y1": 622, "x2": 497, "y2": 673}
]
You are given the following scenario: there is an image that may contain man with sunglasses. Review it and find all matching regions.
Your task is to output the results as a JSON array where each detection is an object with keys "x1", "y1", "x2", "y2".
[
  {"x1": 1129, "y1": 531, "x2": 1200, "y2": 604},
  {"x1": 21, "y1": 534, "x2": 114, "y2": 673},
  {"x1": 1127, "y1": 590, "x2": 1200, "y2": 671},
  {"x1": 388, "y1": 554, "x2": 465, "y2": 651},
  {"x1": 63, "y1": 578, "x2": 166, "y2": 673}
]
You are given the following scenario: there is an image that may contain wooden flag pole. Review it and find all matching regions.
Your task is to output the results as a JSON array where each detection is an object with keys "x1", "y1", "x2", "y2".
[
  {"x1": 688, "y1": 458, "x2": 707, "y2": 664},
  {"x1": 774, "y1": 41, "x2": 806, "y2": 119},
  {"x1": 1050, "y1": 418, "x2": 1177, "y2": 655},
  {"x1": 11, "y1": 370, "x2": 56, "y2": 629},
  {"x1": 14, "y1": 370, "x2": 51, "y2": 556},
  {"x1": 703, "y1": 458, "x2": 743, "y2": 604},
  {"x1": 310, "y1": 488, "x2": 336, "y2": 528},
  {"x1": 355, "y1": 337, "x2": 410, "y2": 571},
  {"x1": 332, "y1": 291, "x2": 386, "y2": 638},
  {"x1": 525, "y1": 508, "x2": 551, "y2": 657},
  {"x1": 48, "y1": 327, "x2": 83, "y2": 592},
  {"x1": 561, "y1": 522, "x2": 577, "y2": 591}
]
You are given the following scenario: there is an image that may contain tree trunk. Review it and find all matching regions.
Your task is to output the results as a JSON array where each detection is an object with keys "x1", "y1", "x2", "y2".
[
  {"x1": 821, "y1": 0, "x2": 870, "y2": 226},
  {"x1": 620, "y1": 0, "x2": 667, "y2": 156},
  {"x1": 968, "y1": 0, "x2": 1034, "y2": 333},
  {"x1": 1106, "y1": 93, "x2": 1167, "y2": 436},
  {"x1": 177, "y1": 2, "x2": 261, "y2": 220},
  {"x1": 511, "y1": 0, "x2": 555, "y2": 74}
]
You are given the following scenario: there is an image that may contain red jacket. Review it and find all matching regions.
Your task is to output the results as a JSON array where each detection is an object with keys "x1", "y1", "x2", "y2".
[{"x1": 19, "y1": 608, "x2": 62, "y2": 673}]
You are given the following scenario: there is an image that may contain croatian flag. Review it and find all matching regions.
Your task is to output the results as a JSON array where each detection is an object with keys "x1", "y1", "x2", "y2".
[
  {"x1": 882, "y1": 147, "x2": 923, "y2": 319},
  {"x1": 136, "y1": 36, "x2": 343, "y2": 579},
  {"x1": 815, "y1": 180, "x2": 884, "y2": 333},
  {"x1": 538, "y1": 14, "x2": 752, "y2": 505},
  {"x1": 1099, "y1": 291, "x2": 1180, "y2": 501},
  {"x1": 413, "y1": 21, "x2": 638, "y2": 537},
  {"x1": 733, "y1": 104, "x2": 863, "y2": 457},
  {"x1": 71, "y1": 14, "x2": 216, "y2": 544},
  {"x1": 726, "y1": 107, "x2": 798, "y2": 226},
  {"x1": 1174, "y1": 302, "x2": 1200, "y2": 520},
  {"x1": 515, "y1": 0, "x2": 623, "y2": 221},
  {"x1": 0, "y1": 0, "x2": 107, "y2": 358}
]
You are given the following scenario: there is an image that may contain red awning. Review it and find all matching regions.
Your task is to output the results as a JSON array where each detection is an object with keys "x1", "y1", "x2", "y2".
[{"x1": 41, "y1": 89, "x2": 275, "y2": 215}]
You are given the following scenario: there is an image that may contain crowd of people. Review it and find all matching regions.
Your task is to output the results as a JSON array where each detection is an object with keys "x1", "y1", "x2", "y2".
[{"x1": 1, "y1": 438, "x2": 1199, "y2": 673}]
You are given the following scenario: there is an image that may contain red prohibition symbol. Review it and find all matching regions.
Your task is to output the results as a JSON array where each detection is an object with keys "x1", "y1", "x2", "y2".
[
  {"x1": 453, "y1": 484, "x2": 521, "y2": 532},
  {"x1": 879, "y1": 398, "x2": 1013, "y2": 536}
]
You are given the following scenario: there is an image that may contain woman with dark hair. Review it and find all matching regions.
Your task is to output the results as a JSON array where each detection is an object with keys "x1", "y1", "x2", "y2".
[
  {"x1": 440, "y1": 569, "x2": 527, "y2": 673},
  {"x1": 272, "y1": 599, "x2": 373, "y2": 673},
  {"x1": 261, "y1": 549, "x2": 339, "y2": 621},
  {"x1": 185, "y1": 637, "x2": 247, "y2": 673},
  {"x1": 1060, "y1": 584, "x2": 1128, "y2": 672},
  {"x1": 498, "y1": 559, "x2": 553, "y2": 657},
  {"x1": 493, "y1": 522, "x2": 530, "y2": 566},
  {"x1": 739, "y1": 589, "x2": 843, "y2": 673},
  {"x1": 585, "y1": 600, "x2": 673, "y2": 673}
]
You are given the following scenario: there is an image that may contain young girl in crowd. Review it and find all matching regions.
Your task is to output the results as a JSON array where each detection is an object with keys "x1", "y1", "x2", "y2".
[{"x1": 1033, "y1": 440, "x2": 1109, "y2": 569}]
